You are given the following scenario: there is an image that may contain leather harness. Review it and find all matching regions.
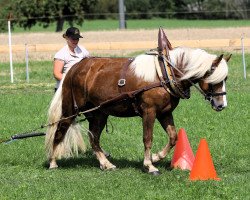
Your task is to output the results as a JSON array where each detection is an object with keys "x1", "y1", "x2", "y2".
[
  {"x1": 115, "y1": 51, "x2": 190, "y2": 115},
  {"x1": 70, "y1": 53, "x2": 189, "y2": 116}
]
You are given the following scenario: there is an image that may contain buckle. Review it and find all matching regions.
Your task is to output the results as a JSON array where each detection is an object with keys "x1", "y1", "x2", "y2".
[{"x1": 118, "y1": 79, "x2": 126, "y2": 87}]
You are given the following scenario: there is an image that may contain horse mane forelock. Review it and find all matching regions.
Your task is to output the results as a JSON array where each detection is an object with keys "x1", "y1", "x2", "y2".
[{"x1": 173, "y1": 47, "x2": 228, "y2": 84}]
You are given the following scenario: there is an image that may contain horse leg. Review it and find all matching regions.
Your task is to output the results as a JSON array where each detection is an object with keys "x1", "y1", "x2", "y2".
[
  {"x1": 88, "y1": 113, "x2": 116, "y2": 170},
  {"x1": 142, "y1": 107, "x2": 160, "y2": 175},
  {"x1": 152, "y1": 113, "x2": 177, "y2": 163}
]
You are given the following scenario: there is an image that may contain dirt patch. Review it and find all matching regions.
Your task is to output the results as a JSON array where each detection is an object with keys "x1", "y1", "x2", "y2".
[{"x1": 0, "y1": 27, "x2": 249, "y2": 61}]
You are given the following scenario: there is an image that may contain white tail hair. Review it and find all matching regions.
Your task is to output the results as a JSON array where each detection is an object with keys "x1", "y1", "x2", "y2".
[{"x1": 45, "y1": 84, "x2": 86, "y2": 160}]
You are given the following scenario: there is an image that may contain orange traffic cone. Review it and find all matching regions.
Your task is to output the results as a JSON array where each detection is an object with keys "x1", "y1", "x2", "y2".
[
  {"x1": 189, "y1": 139, "x2": 221, "y2": 181},
  {"x1": 171, "y1": 128, "x2": 195, "y2": 170}
]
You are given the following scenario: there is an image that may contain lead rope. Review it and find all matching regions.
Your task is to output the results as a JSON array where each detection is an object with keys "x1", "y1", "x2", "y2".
[{"x1": 45, "y1": 106, "x2": 101, "y2": 128}]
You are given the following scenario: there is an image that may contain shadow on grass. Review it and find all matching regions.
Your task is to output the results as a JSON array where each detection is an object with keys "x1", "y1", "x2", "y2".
[{"x1": 43, "y1": 150, "x2": 173, "y2": 172}]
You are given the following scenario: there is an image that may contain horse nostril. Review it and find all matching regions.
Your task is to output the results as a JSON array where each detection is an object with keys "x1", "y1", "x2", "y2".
[{"x1": 217, "y1": 105, "x2": 224, "y2": 111}]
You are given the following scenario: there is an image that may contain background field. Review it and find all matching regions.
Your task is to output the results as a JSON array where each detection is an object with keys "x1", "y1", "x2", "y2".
[
  {"x1": 1, "y1": 19, "x2": 250, "y2": 62},
  {"x1": 10, "y1": 19, "x2": 250, "y2": 33},
  {"x1": 0, "y1": 20, "x2": 250, "y2": 199},
  {"x1": 0, "y1": 53, "x2": 249, "y2": 200}
]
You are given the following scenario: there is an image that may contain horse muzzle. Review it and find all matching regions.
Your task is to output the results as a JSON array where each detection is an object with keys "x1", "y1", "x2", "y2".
[
  {"x1": 211, "y1": 99, "x2": 227, "y2": 112},
  {"x1": 205, "y1": 91, "x2": 227, "y2": 112}
]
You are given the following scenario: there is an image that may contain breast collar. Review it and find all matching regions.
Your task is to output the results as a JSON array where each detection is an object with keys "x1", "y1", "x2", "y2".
[{"x1": 148, "y1": 50, "x2": 190, "y2": 99}]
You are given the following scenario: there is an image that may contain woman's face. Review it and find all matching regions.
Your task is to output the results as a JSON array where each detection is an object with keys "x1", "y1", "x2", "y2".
[{"x1": 67, "y1": 37, "x2": 79, "y2": 50}]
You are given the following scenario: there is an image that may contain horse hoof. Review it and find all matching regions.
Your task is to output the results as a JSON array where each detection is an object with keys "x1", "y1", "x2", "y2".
[
  {"x1": 149, "y1": 171, "x2": 161, "y2": 176},
  {"x1": 49, "y1": 164, "x2": 58, "y2": 169},
  {"x1": 49, "y1": 167, "x2": 58, "y2": 170},
  {"x1": 100, "y1": 164, "x2": 116, "y2": 171},
  {"x1": 109, "y1": 166, "x2": 117, "y2": 171},
  {"x1": 142, "y1": 167, "x2": 161, "y2": 176}
]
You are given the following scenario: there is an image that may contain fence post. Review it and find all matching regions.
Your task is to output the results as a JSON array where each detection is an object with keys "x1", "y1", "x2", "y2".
[
  {"x1": 241, "y1": 34, "x2": 247, "y2": 79},
  {"x1": 25, "y1": 43, "x2": 29, "y2": 83},
  {"x1": 8, "y1": 19, "x2": 14, "y2": 83},
  {"x1": 118, "y1": 0, "x2": 126, "y2": 29}
]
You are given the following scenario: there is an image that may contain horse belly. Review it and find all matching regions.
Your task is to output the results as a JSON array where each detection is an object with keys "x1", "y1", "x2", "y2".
[{"x1": 105, "y1": 103, "x2": 139, "y2": 117}]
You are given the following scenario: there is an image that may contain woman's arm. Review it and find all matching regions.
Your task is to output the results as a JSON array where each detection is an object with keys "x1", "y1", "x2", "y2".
[{"x1": 53, "y1": 59, "x2": 64, "y2": 81}]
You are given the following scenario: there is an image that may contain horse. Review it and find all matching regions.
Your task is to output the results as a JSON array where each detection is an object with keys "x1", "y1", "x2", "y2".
[{"x1": 45, "y1": 46, "x2": 230, "y2": 175}]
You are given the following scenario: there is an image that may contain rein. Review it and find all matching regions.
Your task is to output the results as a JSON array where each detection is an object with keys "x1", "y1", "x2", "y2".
[
  {"x1": 163, "y1": 57, "x2": 207, "y2": 99},
  {"x1": 163, "y1": 57, "x2": 226, "y2": 102}
]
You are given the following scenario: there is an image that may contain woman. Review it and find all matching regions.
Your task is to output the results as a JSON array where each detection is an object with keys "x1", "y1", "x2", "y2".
[{"x1": 53, "y1": 27, "x2": 90, "y2": 91}]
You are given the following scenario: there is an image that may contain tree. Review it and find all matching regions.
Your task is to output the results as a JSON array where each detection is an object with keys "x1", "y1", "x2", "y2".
[
  {"x1": 0, "y1": 0, "x2": 97, "y2": 32},
  {"x1": 174, "y1": 0, "x2": 250, "y2": 19},
  {"x1": 149, "y1": 0, "x2": 175, "y2": 18},
  {"x1": 125, "y1": 0, "x2": 151, "y2": 19},
  {"x1": 88, "y1": 0, "x2": 118, "y2": 19},
  {"x1": 0, "y1": 0, "x2": 12, "y2": 32}
]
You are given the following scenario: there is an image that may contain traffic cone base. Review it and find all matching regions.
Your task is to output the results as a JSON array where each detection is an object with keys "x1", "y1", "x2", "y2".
[
  {"x1": 171, "y1": 128, "x2": 195, "y2": 170},
  {"x1": 189, "y1": 139, "x2": 220, "y2": 181}
]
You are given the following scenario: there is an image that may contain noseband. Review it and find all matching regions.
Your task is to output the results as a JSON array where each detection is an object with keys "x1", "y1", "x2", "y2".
[
  {"x1": 163, "y1": 55, "x2": 227, "y2": 104},
  {"x1": 204, "y1": 84, "x2": 227, "y2": 102},
  {"x1": 204, "y1": 65, "x2": 227, "y2": 102}
]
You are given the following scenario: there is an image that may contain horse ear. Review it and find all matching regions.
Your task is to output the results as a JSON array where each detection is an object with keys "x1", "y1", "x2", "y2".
[
  {"x1": 213, "y1": 54, "x2": 224, "y2": 66},
  {"x1": 224, "y1": 54, "x2": 232, "y2": 62},
  {"x1": 158, "y1": 27, "x2": 173, "y2": 56}
]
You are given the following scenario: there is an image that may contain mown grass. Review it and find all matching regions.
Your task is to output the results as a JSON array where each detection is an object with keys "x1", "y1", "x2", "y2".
[
  {"x1": 10, "y1": 19, "x2": 250, "y2": 33},
  {"x1": 0, "y1": 53, "x2": 249, "y2": 199}
]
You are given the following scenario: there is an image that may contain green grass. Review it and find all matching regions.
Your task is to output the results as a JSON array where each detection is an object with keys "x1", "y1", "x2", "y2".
[
  {"x1": 11, "y1": 19, "x2": 250, "y2": 33},
  {"x1": 0, "y1": 53, "x2": 249, "y2": 199}
]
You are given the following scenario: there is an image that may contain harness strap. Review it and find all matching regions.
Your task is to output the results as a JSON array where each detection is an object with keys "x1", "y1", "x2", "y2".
[
  {"x1": 44, "y1": 82, "x2": 163, "y2": 128},
  {"x1": 163, "y1": 57, "x2": 208, "y2": 98},
  {"x1": 158, "y1": 56, "x2": 180, "y2": 97},
  {"x1": 70, "y1": 62, "x2": 81, "y2": 113},
  {"x1": 158, "y1": 54, "x2": 190, "y2": 99},
  {"x1": 100, "y1": 82, "x2": 162, "y2": 109},
  {"x1": 154, "y1": 55, "x2": 177, "y2": 97},
  {"x1": 212, "y1": 92, "x2": 227, "y2": 97},
  {"x1": 118, "y1": 58, "x2": 135, "y2": 93},
  {"x1": 117, "y1": 57, "x2": 140, "y2": 115}
]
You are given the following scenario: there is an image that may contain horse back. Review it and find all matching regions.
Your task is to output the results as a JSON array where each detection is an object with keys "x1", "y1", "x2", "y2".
[
  {"x1": 62, "y1": 57, "x2": 142, "y2": 114},
  {"x1": 63, "y1": 57, "x2": 178, "y2": 117}
]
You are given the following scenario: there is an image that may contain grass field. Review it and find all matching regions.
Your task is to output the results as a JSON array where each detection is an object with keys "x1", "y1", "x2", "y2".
[
  {"x1": 11, "y1": 19, "x2": 250, "y2": 33},
  {"x1": 0, "y1": 52, "x2": 249, "y2": 199}
]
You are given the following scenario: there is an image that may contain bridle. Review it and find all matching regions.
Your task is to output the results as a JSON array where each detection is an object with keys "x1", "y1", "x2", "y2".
[
  {"x1": 204, "y1": 82, "x2": 227, "y2": 102},
  {"x1": 164, "y1": 56, "x2": 227, "y2": 103},
  {"x1": 203, "y1": 64, "x2": 227, "y2": 103}
]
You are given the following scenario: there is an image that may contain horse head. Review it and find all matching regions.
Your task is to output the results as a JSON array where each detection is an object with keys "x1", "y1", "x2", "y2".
[{"x1": 199, "y1": 54, "x2": 231, "y2": 111}]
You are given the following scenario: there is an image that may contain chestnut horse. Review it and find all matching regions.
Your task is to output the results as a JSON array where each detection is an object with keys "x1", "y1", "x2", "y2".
[{"x1": 45, "y1": 47, "x2": 230, "y2": 175}]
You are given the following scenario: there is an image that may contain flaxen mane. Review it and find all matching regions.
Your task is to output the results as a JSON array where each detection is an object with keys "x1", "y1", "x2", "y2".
[{"x1": 130, "y1": 47, "x2": 228, "y2": 84}]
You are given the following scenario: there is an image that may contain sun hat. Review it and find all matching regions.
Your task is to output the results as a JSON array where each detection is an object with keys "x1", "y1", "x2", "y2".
[{"x1": 63, "y1": 27, "x2": 83, "y2": 39}]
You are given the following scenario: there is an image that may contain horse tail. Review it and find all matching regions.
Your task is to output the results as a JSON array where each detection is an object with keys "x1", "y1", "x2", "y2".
[{"x1": 45, "y1": 83, "x2": 86, "y2": 160}]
